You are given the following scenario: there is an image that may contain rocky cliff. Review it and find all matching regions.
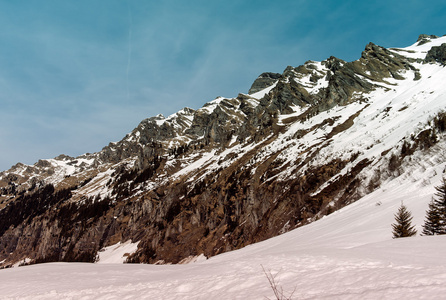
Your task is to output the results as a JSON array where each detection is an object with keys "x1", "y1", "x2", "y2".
[{"x1": 1, "y1": 34, "x2": 446, "y2": 267}]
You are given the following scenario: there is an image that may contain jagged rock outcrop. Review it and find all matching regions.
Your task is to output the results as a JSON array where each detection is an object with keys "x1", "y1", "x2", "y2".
[
  {"x1": 1, "y1": 34, "x2": 446, "y2": 267},
  {"x1": 425, "y1": 43, "x2": 446, "y2": 65},
  {"x1": 417, "y1": 34, "x2": 439, "y2": 45},
  {"x1": 248, "y1": 72, "x2": 282, "y2": 94}
]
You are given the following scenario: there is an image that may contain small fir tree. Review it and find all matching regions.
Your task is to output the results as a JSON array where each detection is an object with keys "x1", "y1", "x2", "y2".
[
  {"x1": 392, "y1": 203, "x2": 417, "y2": 238},
  {"x1": 422, "y1": 199, "x2": 442, "y2": 235},
  {"x1": 423, "y1": 177, "x2": 446, "y2": 235}
]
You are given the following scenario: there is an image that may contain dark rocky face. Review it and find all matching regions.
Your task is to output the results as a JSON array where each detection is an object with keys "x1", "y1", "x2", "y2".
[
  {"x1": 248, "y1": 72, "x2": 282, "y2": 94},
  {"x1": 425, "y1": 43, "x2": 446, "y2": 65}
]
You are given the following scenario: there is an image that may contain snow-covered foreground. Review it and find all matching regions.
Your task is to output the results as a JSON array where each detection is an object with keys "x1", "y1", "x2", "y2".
[
  {"x1": 1, "y1": 236, "x2": 446, "y2": 300},
  {"x1": 1, "y1": 162, "x2": 446, "y2": 299}
]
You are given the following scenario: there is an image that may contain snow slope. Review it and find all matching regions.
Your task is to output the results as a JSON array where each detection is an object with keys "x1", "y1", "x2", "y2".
[
  {"x1": 1, "y1": 150, "x2": 445, "y2": 299},
  {"x1": 96, "y1": 241, "x2": 139, "y2": 264}
]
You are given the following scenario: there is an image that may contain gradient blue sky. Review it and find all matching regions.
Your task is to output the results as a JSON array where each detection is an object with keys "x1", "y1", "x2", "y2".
[{"x1": 0, "y1": 0, "x2": 445, "y2": 171}]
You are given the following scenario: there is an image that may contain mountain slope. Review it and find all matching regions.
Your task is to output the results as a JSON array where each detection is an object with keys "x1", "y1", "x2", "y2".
[
  {"x1": 0, "y1": 156, "x2": 445, "y2": 299},
  {"x1": 0, "y1": 34, "x2": 445, "y2": 267}
]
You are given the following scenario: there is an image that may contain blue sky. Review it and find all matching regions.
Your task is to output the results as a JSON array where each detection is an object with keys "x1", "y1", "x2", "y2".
[{"x1": 0, "y1": 0, "x2": 445, "y2": 171}]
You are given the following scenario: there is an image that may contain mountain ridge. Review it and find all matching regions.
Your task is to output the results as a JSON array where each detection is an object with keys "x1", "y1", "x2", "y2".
[{"x1": 0, "y1": 34, "x2": 445, "y2": 267}]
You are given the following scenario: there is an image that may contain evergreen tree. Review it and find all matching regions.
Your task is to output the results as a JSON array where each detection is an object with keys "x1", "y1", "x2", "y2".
[
  {"x1": 392, "y1": 203, "x2": 417, "y2": 238},
  {"x1": 434, "y1": 177, "x2": 446, "y2": 227},
  {"x1": 422, "y1": 199, "x2": 442, "y2": 235},
  {"x1": 422, "y1": 177, "x2": 446, "y2": 235}
]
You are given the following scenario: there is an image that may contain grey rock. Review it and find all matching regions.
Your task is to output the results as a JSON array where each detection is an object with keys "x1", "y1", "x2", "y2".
[
  {"x1": 417, "y1": 34, "x2": 439, "y2": 46},
  {"x1": 248, "y1": 72, "x2": 282, "y2": 94},
  {"x1": 425, "y1": 43, "x2": 446, "y2": 65}
]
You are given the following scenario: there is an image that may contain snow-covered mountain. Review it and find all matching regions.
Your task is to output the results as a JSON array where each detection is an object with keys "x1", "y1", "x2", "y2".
[{"x1": 0, "y1": 34, "x2": 445, "y2": 269}]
